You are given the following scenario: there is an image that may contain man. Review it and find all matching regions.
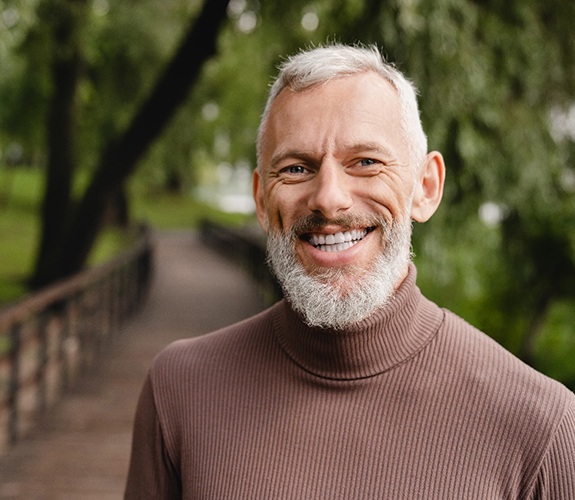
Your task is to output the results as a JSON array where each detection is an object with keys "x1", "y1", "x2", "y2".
[{"x1": 125, "y1": 44, "x2": 575, "y2": 499}]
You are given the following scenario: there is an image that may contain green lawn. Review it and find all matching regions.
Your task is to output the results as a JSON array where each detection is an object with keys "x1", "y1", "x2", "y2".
[
  {"x1": 0, "y1": 167, "x2": 252, "y2": 306},
  {"x1": 0, "y1": 168, "x2": 42, "y2": 303}
]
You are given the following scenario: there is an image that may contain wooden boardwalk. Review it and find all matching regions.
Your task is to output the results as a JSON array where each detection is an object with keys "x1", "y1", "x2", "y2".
[{"x1": 0, "y1": 231, "x2": 266, "y2": 499}]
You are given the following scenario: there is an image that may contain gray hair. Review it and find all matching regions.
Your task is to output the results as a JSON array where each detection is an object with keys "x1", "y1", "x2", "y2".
[{"x1": 256, "y1": 44, "x2": 428, "y2": 171}]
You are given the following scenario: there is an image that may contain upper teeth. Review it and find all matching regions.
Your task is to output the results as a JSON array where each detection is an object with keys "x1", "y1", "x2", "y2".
[{"x1": 309, "y1": 229, "x2": 367, "y2": 247}]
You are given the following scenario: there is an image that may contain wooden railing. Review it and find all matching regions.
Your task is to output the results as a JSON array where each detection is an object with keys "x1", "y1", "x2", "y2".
[{"x1": 0, "y1": 228, "x2": 153, "y2": 454}]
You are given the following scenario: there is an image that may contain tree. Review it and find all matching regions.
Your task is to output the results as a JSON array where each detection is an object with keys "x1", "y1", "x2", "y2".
[
  {"x1": 29, "y1": 0, "x2": 231, "y2": 287},
  {"x1": 31, "y1": 0, "x2": 90, "y2": 287}
]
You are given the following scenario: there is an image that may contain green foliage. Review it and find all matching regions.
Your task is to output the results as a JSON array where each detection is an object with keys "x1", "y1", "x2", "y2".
[
  {"x1": 0, "y1": 0, "x2": 200, "y2": 172},
  {"x1": 79, "y1": 0, "x2": 200, "y2": 161},
  {"x1": 0, "y1": 0, "x2": 47, "y2": 153},
  {"x1": 535, "y1": 299, "x2": 575, "y2": 385}
]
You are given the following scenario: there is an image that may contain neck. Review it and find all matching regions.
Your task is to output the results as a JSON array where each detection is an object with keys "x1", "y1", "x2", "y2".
[{"x1": 272, "y1": 264, "x2": 443, "y2": 380}]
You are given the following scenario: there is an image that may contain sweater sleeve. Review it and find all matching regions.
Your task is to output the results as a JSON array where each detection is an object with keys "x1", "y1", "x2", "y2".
[
  {"x1": 529, "y1": 398, "x2": 575, "y2": 499},
  {"x1": 124, "y1": 374, "x2": 182, "y2": 499}
]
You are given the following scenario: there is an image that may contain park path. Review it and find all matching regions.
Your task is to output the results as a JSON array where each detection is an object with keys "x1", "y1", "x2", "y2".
[{"x1": 0, "y1": 230, "x2": 267, "y2": 499}]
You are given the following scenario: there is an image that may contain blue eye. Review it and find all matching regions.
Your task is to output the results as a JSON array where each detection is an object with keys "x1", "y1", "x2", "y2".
[
  {"x1": 358, "y1": 158, "x2": 378, "y2": 166},
  {"x1": 285, "y1": 165, "x2": 307, "y2": 174}
]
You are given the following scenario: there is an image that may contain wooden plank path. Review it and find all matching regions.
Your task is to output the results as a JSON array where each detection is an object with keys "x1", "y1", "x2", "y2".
[{"x1": 0, "y1": 231, "x2": 266, "y2": 499}]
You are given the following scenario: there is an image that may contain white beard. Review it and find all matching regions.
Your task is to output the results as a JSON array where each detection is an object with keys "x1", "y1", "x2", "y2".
[{"x1": 266, "y1": 213, "x2": 413, "y2": 330}]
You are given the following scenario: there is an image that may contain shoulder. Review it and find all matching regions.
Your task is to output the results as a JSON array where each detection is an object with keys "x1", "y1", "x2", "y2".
[
  {"x1": 438, "y1": 306, "x2": 574, "y2": 437},
  {"x1": 140, "y1": 302, "x2": 282, "y2": 444},
  {"x1": 438, "y1": 307, "x2": 572, "y2": 403},
  {"x1": 433, "y1": 306, "x2": 575, "y2": 494},
  {"x1": 147, "y1": 301, "x2": 285, "y2": 390}
]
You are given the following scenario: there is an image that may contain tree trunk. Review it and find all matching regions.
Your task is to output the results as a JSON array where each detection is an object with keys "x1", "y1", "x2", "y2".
[
  {"x1": 30, "y1": 0, "x2": 89, "y2": 288},
  {"x1": 51, "y1": 0, "x2": 231, "y2": 283},
  {"x1": 103, "y1": 184, "x2": 130, "y2": 228}
]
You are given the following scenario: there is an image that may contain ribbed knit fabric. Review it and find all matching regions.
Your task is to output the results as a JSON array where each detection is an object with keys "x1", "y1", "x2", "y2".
[{"x1": 125, "y1": 265, "x2": 575, "y2": 499}]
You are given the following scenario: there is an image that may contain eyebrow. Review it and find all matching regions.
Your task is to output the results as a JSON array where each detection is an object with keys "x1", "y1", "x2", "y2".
[
  {"x1": 345, "y1": 141, "x2": 397, "y2": 158},
  {"x1": 270, "y1": 150, "x2": 314, "y2": 170}
]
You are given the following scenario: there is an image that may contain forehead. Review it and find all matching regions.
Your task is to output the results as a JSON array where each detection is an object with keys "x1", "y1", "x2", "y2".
[{"x1": 261, "y1": 72, "x2": 406, "y2": 164}]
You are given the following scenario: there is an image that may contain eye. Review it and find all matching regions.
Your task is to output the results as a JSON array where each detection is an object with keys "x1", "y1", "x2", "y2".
[
  {"x1": 346, "y1": 157, "x2": 385, "y2": 177},
  {"x1": 281, "y1": 165, "x2": 308, "y2": 175},
  {"x1": 357, "y1": 158, "x2": 379, "y2": 167}
]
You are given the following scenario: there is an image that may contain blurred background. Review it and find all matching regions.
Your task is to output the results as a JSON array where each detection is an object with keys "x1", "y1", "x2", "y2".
[{"x1": 0, "y1": 0, "x2": 574, "y2": 391}]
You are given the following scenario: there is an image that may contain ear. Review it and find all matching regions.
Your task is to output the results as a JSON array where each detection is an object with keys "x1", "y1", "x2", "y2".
[
  {"x1": 252, "y1": 168, "x2": 268, "y2": 232},
  {"x1": 410, "y1": 151, "x2": 445, "y2": 223}
]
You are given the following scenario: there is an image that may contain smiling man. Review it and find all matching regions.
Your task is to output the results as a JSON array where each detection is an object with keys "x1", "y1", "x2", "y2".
[
  {"x1": 125, "y1": 45, "x2": 575, "y2": 499},
  {"x1": 254, "y1": 67, "x2": 443, "y2": 330}
]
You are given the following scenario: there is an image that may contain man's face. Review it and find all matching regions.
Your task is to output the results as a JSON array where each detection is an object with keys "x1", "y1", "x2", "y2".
[{"x1": 255, "y1": 72, "x2": 417, "y2": 291}]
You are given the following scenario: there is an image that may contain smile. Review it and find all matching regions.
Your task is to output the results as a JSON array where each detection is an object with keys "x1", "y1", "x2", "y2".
[{"x1": 305, "y1": 228, "x2": 374, "y2": 253}]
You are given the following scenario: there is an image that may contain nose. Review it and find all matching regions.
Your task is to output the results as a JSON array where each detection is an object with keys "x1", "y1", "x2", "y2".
[{"x1": 306, "y1": 161, "x2": 353, "y2": 219}]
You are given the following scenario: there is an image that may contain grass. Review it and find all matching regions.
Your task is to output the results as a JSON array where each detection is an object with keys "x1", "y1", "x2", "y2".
[
  {"x1": 0, "y1": 167, "x2": 254, "y2": 306},
  {"x1": 0, "y1": 167, "x2": 42, "y2": 304},
  {"x1": 87, "y1": 227, "x2": 140, "y2": 267}
]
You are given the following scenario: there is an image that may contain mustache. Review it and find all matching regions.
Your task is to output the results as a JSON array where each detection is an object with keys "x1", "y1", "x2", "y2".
[{"x1": 289, "y1": 213, "x2": 388, "y2": 236}]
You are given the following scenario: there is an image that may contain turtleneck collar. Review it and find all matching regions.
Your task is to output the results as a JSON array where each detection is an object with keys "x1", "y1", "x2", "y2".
[{"x1": 272, "y1": 263, "x2": 444, "y2": 380}]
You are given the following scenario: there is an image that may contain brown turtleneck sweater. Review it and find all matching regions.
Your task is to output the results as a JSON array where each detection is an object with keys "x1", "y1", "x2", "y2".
[{"x1": 125, "y1": 265, "x2": 575, "y2": 499}]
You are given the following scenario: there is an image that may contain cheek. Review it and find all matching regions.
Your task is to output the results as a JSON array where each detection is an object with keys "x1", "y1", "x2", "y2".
[
  {"x1": 366, "y1": 176, "x2": 414, "y2": 220},
  {"x1": 265, "y1": 187, "x2": 307, "y2": 233},
  {"x1": 263, "y1": 196, "x2": 292, "y2": 234}
]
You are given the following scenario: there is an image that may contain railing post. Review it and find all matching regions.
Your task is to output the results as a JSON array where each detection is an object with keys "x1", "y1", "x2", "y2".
[
  {"x1": 45, "y1": 303, "x2": 65, "y2": 407},
  {"x1": 8, "y1": 323, "x2": 21, "y2": 445},
  {"x1": 37, "y1": 312, "x2": 49, "y2": 415},
  {"x1": 62, "y1": 293, "x2": 80, "y2": 388}
]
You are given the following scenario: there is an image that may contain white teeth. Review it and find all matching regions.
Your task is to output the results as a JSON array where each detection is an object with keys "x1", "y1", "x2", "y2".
[{"x1": 308, "y1": 229, "x2": 368, "y2": 252}]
